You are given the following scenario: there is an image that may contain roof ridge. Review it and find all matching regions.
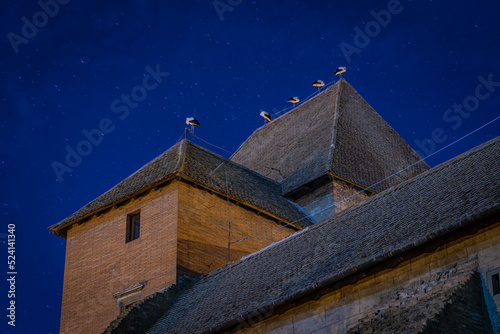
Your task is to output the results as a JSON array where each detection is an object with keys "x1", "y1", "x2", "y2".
[
  {"x1": 230, "y1": 82, "x2": 340, "y2": 161},
  {"x1": 176, "y1": 139, "x2": 188, "y2": 174},
  {"x1": 328, "y1": 78, "x2": 343, "y2": 172},
  {"x1": 231, "y1": 78, "x2": 429, "y2": 193}
]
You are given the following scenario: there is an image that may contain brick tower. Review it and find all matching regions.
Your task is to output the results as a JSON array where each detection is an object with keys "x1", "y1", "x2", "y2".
[{"x1": 50, "y1": 141, "x2": 312, "y2": 333}]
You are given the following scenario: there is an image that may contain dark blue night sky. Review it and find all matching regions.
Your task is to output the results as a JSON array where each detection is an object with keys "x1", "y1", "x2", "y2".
[{"x1": 1, "y1": 0, "x2": 499, "y2": 332}]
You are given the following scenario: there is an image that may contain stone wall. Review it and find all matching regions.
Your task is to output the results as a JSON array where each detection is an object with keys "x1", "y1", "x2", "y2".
[{"x1": 234, "y1": 219, "x2": 500, "y2": 333}]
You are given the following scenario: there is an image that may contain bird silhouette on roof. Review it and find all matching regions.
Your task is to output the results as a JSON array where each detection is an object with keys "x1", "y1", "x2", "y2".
[
  {"x1": 287, "y1": 96, "x2": 300, "y2": 108},
  {"x1": 334, "y1": 67, "x2": 346, "y2": 77},
  {"x1": 312, "y1": 80, "x2": 325, "y2": 92},
  {"x1": 186, "y1": 117, "x2": 200, "y2": 133},
  {"x1": 260, "y1": 111, "x2": 272, "y2": 123}
]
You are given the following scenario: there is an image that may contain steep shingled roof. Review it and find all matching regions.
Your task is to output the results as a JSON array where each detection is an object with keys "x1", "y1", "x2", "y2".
[
  {"x1": 231, "y1": 79, "x2": 430, "y2": 193},
  {"x1": 49, "y1": 140, "x2": 313, "y2": 236},
  {"x1": 129, "y1": 136, "x2": 499, "y2": 333}
]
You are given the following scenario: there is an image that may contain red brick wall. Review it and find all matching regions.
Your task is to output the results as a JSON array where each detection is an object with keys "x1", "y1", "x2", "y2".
[
  {"x1": 177, "y1": 181, "x2": 297, "y2": 277},
  {"x1": 59, "y1": 180, "x2": 299, "y2": 333},
  {"x1": 60, "y1": 182, "x2": 179, "y2": 334}
]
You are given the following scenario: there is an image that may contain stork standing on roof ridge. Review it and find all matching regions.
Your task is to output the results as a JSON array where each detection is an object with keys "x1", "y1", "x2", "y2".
[
  {"x1": 260, "y1": 111, "x2": 272, "y2": 123},
  {"x1": 312, "y1": 80, "x2": 325, "y2": 92},
  {"x1": 287, "y1": 96, "x2": 300, "y2": 109},
  {"x1": 186, "y1": 117, "x2": 200, "y2": 133},
  {"x1": 334, "y1": 66, "x2": 346, "y2": 78}
]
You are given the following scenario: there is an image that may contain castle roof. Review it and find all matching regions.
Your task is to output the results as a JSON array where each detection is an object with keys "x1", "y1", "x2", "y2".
[
  {"x1": 231, "y1": 79, "x2": 430, "y2": 194},
  {"x1": 109, "y1": 136, "x2": 499, "y2": 333},
  {"x1": 49, "y1": 140, "x2": 313, "y2": 237}
]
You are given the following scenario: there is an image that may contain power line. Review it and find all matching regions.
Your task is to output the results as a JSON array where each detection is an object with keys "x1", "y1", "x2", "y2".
[
  {"x1": 186, "y1": 129, "x2": 233, "y2": 155},
  {"x1": 176, "y1": 128, "x2": 188, "y2": 143}
]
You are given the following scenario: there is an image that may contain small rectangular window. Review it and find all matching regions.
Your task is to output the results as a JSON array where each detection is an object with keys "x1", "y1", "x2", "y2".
[
  {"x1": 493, "y1": 273, "x2": 500, "y2": 296},
  {"x1": 126, "y1": 212, "x2": 140, "y2": 242}
]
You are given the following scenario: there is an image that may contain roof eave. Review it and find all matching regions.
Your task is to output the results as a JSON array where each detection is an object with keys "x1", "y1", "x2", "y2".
[
  {"x1": 49, "y1": 140, "x2": 190, "y2": 238},
  {"x1": 178, "y1": 173, "x2": 310, "y2": 229},
  {"x1": 49, "y1": 170, "x2": 310, "y2": 238},
  {"x1": 48, "y1": 173, "x2": 180, "y2": 238},
  {"x1": 327, "y1": 171, "x2": 378, "y2": 195}
]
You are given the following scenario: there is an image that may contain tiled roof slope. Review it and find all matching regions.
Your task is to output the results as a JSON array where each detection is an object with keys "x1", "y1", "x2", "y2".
[
  {"x1": 49, "y1": 141, "x2": 184, "y2": 235},
  {"x1": 331, "y1": 79, "x2": 430, "y2": 192},
  {"x1": 232, "y1": 84, "x2": 338, "y2": 190},
  {"x1": 49, "y1": 140, "x2": 313, "y2": 236},
  {"x1": 142, "y1": 136, "x2": 499, "y2": 334},
  {"x1": 179, "y1": 140, "x2": 312, "y2": 227},
  {"x1": 231, "y1": 79, "x2": 430, "y2": 193}
]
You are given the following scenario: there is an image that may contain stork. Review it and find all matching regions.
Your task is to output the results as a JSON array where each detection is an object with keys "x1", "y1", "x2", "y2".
[
  {"x1": 287, "y1": 96, "x2": 300, "y2": 108},
  {"x1": 260, "y1": 110, "x2": 272, "y2": 123},
  {"x1": 334, "y1": 66, "x2": 346, "y2": 77},
  {"x1": 186, "y1": 117, "x2": 200, "y2": 133},
  {"x1": 312, "y1": 80, "x2": 325, "y2": 92}
]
